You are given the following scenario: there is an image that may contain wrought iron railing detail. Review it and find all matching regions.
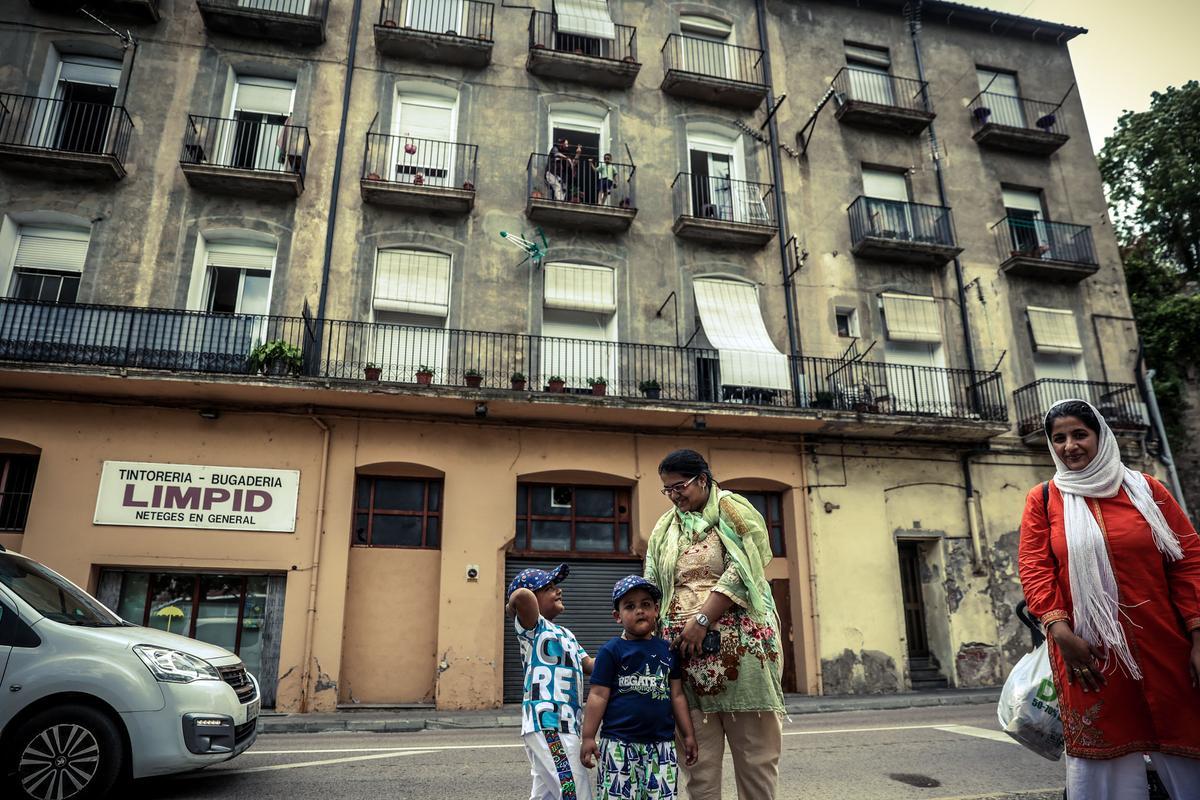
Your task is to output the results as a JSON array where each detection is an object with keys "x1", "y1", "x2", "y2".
[
  {"x1": 832, "y1": 67, "x2": 929, "y2": 112},
  {"x1": 848, "y1": 196, "x2": 957, "y2": 248},
  {"x1": 528, "y1": 10, "x2": 636, "y2": 62},
  {"x1": 992, "y1": 217, "x2": 1097, "y2": 266},
  {"x1": 528, "y1": 152, "x2": 636, "y2": 208},
  {"x1": 968, "y1": 91, "x2": 1067, "y2": 136},
  {"x1": 0, "y1": 92, "x2": 133, "y2": 163},
  {"x1": 181, "y1": 114, "x2": 310, "y2": 181},
  {"x1": 661, "y1": 34, "x2": 764, "y2": 85},
  {"x1": 1014, "y1": 379, "x2": 1146, "y2": 437},
  {"x1": 671, "y1": 172, "x2": 777, "y2": 227},
  {"x1": 378, "y1": 0, "x2": 494, "y2": 40},
  {"x1": 363, "y1": 133, "x2": 478, "y2": 189}
]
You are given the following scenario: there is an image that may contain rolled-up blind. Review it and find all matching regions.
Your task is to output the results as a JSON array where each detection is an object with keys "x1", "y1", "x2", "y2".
[
  {"x1": 555, "y1": 0, "x2": 616, "y2": 39},
  {"x1": 206, "y1": 241, "x2": 276, "y2": 271},
  {"x1": 14, "y1": 227, "x2": 90, "y2": 272},
  {"x1": 881, "y1": 292, "x2": 941, "y2": 343},
  {"x1": 544, "y1": 263, "x2": 616, "y2": 314},
  {"x1": 59, "y1": 55, "x2": 122, "y2": 88},
  {"x1": 1027, "y1": 306, "x2": 1082, "y2": 355},
  {"x1": 374, "y1": 249, "x2": 451, "y2": 317},
  {"x1": 235, "y1": 77, "x2": 295, "y2": 115},
  {"x1": 844, "y1": 44, "x2": 891, "y2": 68}
]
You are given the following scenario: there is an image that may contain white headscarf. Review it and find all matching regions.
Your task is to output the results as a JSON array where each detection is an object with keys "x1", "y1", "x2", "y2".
[{"x1": 1046, "y1": 399, "x2": 1184, "y2": 679}]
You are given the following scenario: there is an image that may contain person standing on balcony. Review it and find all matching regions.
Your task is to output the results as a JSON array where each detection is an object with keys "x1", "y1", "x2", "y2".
[
  {"x1": 644, "y1": 449, "x2": 785, "y2": 800},
  {"x1": 589, "y1": 153, "x2": 618, "y2": 206},
  {"x1": 1018, "y1": 399, "x2": 1200, "y2": 799},
  {"x1": 545, "y1": 138, "x2": 574, "y2": 201}
]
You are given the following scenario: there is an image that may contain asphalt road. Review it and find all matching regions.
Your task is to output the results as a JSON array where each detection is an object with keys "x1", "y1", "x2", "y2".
[{"x1": 128, "y1": 705, "x2": 1066, "y2": 800}]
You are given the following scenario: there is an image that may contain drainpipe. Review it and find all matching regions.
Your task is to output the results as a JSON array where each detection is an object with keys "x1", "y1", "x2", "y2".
[
  {"x1": 313, "y1": 0, "x2": 364, "y2": 358},
  {"x1": 795, "y1": 445, "x2": 823, "y2": 695},
  {"x1": 299, "y1": 412, "x2": 331, "y2": 712},
  {"x1": 1142, "y1": 368, "x2": 1191, "y2": 520},
  {"x1": 754, "y1": 0, "x2": 804, "y2": 397},
  {"x1": 960, "y1": 450, "x2": 989, "y2": 576}
]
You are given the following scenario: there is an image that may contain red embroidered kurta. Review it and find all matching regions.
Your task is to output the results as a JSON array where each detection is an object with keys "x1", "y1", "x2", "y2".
[{"x1": 1018, "y1": 475, "x2": 1200, "y2": 759}]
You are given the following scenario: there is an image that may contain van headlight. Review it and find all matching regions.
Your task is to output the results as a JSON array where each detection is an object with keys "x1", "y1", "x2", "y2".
[{"x1": 134, "y1": 645, "x2": 221, "y2": 683}]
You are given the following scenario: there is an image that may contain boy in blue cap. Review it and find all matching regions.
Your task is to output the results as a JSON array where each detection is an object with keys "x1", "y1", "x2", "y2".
[
  {"x1": 580, "y1": 575, "x2": 697, "y2": 799},
  {"x1": 507, "y1": 564, "x2": 595, "y2": 800}
]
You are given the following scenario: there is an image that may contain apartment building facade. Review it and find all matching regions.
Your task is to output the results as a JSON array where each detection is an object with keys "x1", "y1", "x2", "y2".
[{"x1": 0, "y1": 0, "x2": 1158, "y2": 711}]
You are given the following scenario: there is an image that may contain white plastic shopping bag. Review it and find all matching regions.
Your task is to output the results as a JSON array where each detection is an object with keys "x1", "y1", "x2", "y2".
[{"x1": 997, "y1": 641, "x2": 1064, "y2": 761}]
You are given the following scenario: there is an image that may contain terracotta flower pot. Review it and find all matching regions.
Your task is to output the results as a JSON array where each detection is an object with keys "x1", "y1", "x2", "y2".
[
  {"x1": 465, "y1": 374, "x2": 483, "y2": 388},
  {"x1": 511, "y1": 378, "x2": 527, "y2": 391},
  {"x1": 548, "y1": 379, "x2": 565, "y2": 393},
  {"x1": 382, "y1": 18, "x2": 397, "y2": 28},
  {"x1": 462, "y1": 181, "x2": 475, "y2": 191},
  {"x1": 591, "y1": 383, "x2": 606, "y2": 397},
  {"x1": 364, "y1": 366, "x2": 382, "y2": 381},
  {"x1": 366, "y1": 172, "x2": 381, "y2": 181},
  {"x1": 416, "y1": 371, "x2": 433, "y2": 385}
]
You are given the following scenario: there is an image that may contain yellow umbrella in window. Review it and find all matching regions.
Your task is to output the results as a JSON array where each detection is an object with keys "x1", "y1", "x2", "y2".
[{"x1": 155, "y1": 605, "x2": 185, "y2": 634}]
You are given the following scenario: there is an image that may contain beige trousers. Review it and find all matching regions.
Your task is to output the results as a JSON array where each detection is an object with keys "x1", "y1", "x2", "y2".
[{"x1": 678, "y1": 708, "x2": 783, "y2": 800}]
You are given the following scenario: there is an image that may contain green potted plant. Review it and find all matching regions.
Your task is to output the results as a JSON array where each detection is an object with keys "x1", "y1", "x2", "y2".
[
  {"x1": 510, "y1": 372, "x2": 527, "y2": 391},
  {"x1": 248, "y1": 340, "x2": 303, "y2": 377},
  {"x1": 364, "y1": 362, "x2": 382, "y2": 381},
  {"x1": 415, "y1": 364, "x2": 434, "y2": 385},
  {"x1": 638, "y1": 379, "x2": 661, "y2": 399},
  {"x1": 547, "y1": 375, "x2": 565, "y2": 393},
  {"x1": 465, "y1": 368, "x2": 483, "y2": 388},
  {"x1": 812, "y1": 390, "x2": 835, "y2": 409},
  {"x1": 588, "y1": 376, "x2": 607, "y2": 397}
]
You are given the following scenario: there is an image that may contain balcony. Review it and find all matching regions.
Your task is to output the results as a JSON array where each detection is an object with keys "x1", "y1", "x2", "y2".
[
  {"x1": 660, "y1": 35, "x2": 767, "y2": 110},
  {"x1": 28, "y1": 0, "x2": 160, "y2": 23},
  {"x1": 0, "y1": 297, "x2": 1009, "y2": 441},
  {"x1": 526, "y1": 11, "x2": 640, "y2": 89},
  {"x1": 196, "y1": 0, "x2": 327, "y2": 45},
  {"x1": 376, "y1": 0, "x2": 494, "y2": 67},
  {"x1": 831, "y1": 67, "x2": 934, "y2": 135},
  {"x1": 0, "y1": 93, "x2": 133, "y2": 181},
  {"x1": 180, "y1": 114, "x2": 309, "y2": 198},
  {"x1": 1014, "y1": 379, "x2": 1148, "y2": 444},
  {"x1": 992, "y1": 217, "x2": 1098, "y2": 282},
  {"x1": 526, "y1": 152, "x2": 637, "y2": 231},
  {"x1": 362, "y1": 133, "x2": 477, "y2": 213},
  {"x1": 969, "y1": 91, "x2": 1068, "y2": 156},
  {"x1": 671, "y1": 173, "x2": 777, "y2": 247},
  {"x1": 848, "y1": 196, "x2": 962, "y2": 266}
]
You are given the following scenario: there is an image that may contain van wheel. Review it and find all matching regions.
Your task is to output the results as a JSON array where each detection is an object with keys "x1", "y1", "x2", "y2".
[{"x1": 5, "y1": 705, "x2": 124, "y2": 800}]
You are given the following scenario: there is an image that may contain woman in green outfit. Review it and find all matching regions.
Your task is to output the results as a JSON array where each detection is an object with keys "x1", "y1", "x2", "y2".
[{"x1": 644, "y1": 449, "x2": 785, "y2": 800}]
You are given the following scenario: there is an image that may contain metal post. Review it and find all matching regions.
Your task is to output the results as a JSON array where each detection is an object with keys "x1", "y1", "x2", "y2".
[{"x1": 1143, "y1": 369, "x2": 1191, "y2": 520}]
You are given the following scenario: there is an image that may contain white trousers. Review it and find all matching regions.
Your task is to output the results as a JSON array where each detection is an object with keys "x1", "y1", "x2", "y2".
[
  {"x1": 1066, "y1": 752, "x2": 1200, "y2": 800},
  {"x1": 523, "y1": 730, "x2": 594, "y2": 800}
]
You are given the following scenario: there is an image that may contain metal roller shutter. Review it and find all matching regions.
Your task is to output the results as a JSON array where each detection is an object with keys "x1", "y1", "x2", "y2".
[{"x1": 503, "y1": 556, "x2": 642, "y2": 703}]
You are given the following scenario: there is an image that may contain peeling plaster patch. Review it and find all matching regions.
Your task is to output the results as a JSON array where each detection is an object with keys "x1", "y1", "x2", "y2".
[
  {"x1": 821, "y1": 648, "x2": 900, "y2": 695},
  {"x1": 313, "y1": 659, "x2": 337, "y2": 693},
  {"x1": 956, "y1": 641, "x2": 1003, "y2": 687},
  {"x1": 943, "y1": 539, "x2": 974, "y2": 613},
  {"x1": 986, "y1": 530, "x2": 1033, "y2": 669},
  {"x1": 278, "y1": 666, "x2": 295, "y2": 680}
]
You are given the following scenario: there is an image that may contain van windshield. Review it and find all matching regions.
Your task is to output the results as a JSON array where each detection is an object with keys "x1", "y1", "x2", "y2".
[{"x1": 0, "y1": 553, "x2": 124, "y2": 626}]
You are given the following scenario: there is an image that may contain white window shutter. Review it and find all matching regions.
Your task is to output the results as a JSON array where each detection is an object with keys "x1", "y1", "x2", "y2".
[
  {"x1": 1027, "y1": 307, "x2": 1083, "y2": 355},
  {"x1": 14, "y1": 227, "x2": 90, "y2": 272},
  {"x1": 555, "y1": 0, "x2": 616, "y2": 39},
  {"x1": 881, "y1": 293, "x2": 942, "y2": 343},
  {"x1": 206, "y1": 241, "x2": 276, "y2": 271},
  {"x1": 374, "y1": 249, "x2": 451, "y2": 317},
  {"x1": 693, "y1": 278, "x2": 790, "y2": 391},
  {"x1": 543, "y1": 263, "x2": 616, "y2": 313}
]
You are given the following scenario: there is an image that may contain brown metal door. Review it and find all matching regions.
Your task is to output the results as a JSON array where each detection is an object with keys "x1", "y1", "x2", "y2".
[
  {"x1": 770, "y1": 579, "x2": 798, "y2": 693},
  {"x1": 897, "y1": 542, "x2": 930, "y2": 658}
]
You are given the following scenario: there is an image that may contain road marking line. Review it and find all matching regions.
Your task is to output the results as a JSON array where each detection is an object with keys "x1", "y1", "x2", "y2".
[
  {"x1": 183, "y1": 748, "x2": 446, "y2": 776},
  {"x1": 247, "y1": 743, "x2": 525, "y2": 756},
  {"x1": 782, "y1": 723, "x2": 952, "y2": 737},
  {"x1": 933, "y1": 725, "x2": 1020, "y2": 745},
  {"x1": 925, "y1": 789, "x2": 1060, "y2": 800}
]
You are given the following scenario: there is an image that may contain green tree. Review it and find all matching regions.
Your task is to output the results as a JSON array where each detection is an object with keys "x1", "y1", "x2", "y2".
[{"x1": 1099, "y1": 82, "x2": 1200, "y2": 438}]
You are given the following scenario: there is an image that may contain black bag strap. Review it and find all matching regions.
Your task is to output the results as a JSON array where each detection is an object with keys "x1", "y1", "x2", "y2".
[{"x1": 1042, "y1": 481, "x2": 1050, "y2": 516}]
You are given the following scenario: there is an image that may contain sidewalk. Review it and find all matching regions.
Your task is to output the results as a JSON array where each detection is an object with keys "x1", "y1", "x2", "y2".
[{"x1": 259, "y1": 688, "x2": 1001, "y2": 735}]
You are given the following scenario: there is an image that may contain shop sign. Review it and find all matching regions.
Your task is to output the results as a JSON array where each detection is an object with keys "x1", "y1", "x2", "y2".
[{"x1": 95, "y1": 461, "x2": 300, "y2": 532}]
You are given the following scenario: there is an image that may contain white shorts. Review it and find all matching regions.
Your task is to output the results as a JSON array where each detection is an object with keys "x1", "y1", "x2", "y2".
[
  {"x1": 1066, "y1": 751, "x2": 1200, "y2": 800},
  {"x1": 523, "y1": 729, "x2": 594, "y2": 800}
]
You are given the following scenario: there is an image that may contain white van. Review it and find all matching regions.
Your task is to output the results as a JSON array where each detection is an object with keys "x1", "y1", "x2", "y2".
[{"x1": 0, "y1": 546, "x2": 259, "y2": 799}]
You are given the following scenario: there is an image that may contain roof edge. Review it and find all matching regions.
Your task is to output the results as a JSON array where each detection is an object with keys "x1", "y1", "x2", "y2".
[{"x1": 828, "y1": 0, "x2": 1087, "y2": 43}]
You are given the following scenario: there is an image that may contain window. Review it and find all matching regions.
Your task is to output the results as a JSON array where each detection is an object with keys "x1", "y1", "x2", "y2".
[
  {"x1": 393, "y1": 90, "x2": 458, "y2": 186},
  {"x1": 541, "y1": 263, "x2": 616, "y2": 391},
  {"x1": 553, "y1": 0, "x2": 617, "y2": 56},
  {"x1": 880, "y1": 293, "x2": 949, "y2": 413},
  {"x1": 1002, "y1": 187, "x2": 1047, "y2": 255},
  {"x1": 0, "y1": 455, "x2": 39, "y2": 531},
  {"x1": 740, "y1": 491, "x2": 785, "y2": 557},
  {"x1": 515, "y1": 484, "x2": 631, "y2": 554},
  {"x1": 678, "y1": 15, "x2": 735, "y2": 80},
  {"x1": 353, "y1": 475, "x2": 443, "y2": 548},
  {"x1": 204, "y1": 241, "x2": 274, "y2": 315},
  {"x1": 41, "y1": 53, "x2": 121, "y2": 153},
  {"x1": 227, "y1": 75, "x2": 295, "y2": 171},
  {"x1": 844, "y1": 43, "x2": 894, "y2": 105},
  {"x1": 861, "y1": 167, "x2": 912, "y2": 239},
  {"x1": 976, "y1": 68, "x2": 1024, "y2": 127},
  {"x1": 7, "y1": 226, "x2": 89, "y2": 303},
  {"x1": 373, "y1": 249, "x2": 450, "y2": 382},
  {"x1": 835, "y1": 307, "x2": 859, "y2": 339}
]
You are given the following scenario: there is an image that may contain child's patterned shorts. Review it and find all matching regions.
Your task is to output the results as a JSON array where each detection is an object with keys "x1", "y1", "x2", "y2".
[{"x1": 596, "y1": 738, "x2": 678, "y2": 800}]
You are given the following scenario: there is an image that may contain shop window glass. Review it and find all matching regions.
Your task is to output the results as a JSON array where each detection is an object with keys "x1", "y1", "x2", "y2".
[
  {"x1": 196, "y1": 575, "x2": 243, "y2": 653},
  {"x1": 353, "y1": 475, "x2": 442, "y2": 549},
  {"x1": 0, "y1": 454, "x2": 39, "y2": 531},
  {"x1": 515, "y1": 483, "x2": 631, "y2": 555}
]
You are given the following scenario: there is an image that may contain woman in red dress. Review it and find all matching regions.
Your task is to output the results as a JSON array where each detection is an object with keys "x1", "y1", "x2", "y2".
[{"x1": 1018, "y1": 399, "x2": 1200, "y2": 798}]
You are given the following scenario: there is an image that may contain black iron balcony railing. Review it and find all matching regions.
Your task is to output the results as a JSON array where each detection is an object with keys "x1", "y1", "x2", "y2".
[
  {"x1": 1014, "y1": 378, "x2": 1146, "y2": 437},
  {"x1": 661, "y1": 34, "x2": 764, "y2": 85},
  {"x1": 0, "y1": 92, "x2": 133, "y2": 162},
  {"x1": 363, "y1": 133, "x2": 478, "y2": 189},
  {"x1": 968, "y1": 91, "x2": 1067, "y2": 136},
  {"x1": 528, "y1": 152, "x2": 636, "y2": 208},
  {"x1": 379, "y1": 0, "x2": 494, "y2": 40},
  {"x1": 0, "y1": 297, "x2": 1008, "y2": 425},
  {"x1": 182, "y1": 114, "x2": 309, "y2": 179},
  {"x1": 528, "y1": 10, "x2": 636, "y2": 62},
  {"x1": 992, "y1": 217, "x2": 1097, "y2": 266},
  {"x1": 671, "y1": 172, "x2": 777, "y2": 227},
  {"x1": 200, "y1": 0, "x2": 328, "y2": 21},
  {"x1": 848, "y1": 196, "x2": 956, "y2": 248},
  {"x1": 833, "y1": 67, "x2": 929, "y2": 112}
]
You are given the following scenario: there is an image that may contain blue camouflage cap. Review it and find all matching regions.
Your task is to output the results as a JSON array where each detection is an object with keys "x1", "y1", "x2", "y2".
[
  {"x1": 611, "y1": 575, "x2": 662, "y2": 609},
  {"x1": 506, "y1": 564, "x2": 569, "y2": 600}
]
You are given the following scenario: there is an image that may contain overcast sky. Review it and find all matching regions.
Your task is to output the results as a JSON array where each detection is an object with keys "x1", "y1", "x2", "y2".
[{"x1": 972, "y1": 0, "x2": 1198, "y2": 153}]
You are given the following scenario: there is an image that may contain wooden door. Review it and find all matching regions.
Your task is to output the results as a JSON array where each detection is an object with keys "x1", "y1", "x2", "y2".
[
  {"x1": 897, "y1": 542, "x2": 930, "y2": 658},
  {"x1": 770, "y1": 578, "x2": 797, "y2": 693}
]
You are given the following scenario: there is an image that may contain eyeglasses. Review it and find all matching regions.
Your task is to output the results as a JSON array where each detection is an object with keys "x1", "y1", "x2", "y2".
[{"x1": 660, "y1": 475, "x2": 699, "y2": 496}]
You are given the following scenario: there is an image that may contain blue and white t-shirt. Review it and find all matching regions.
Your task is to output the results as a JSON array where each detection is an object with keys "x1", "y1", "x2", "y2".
[{"x1": 515, "y1": 615, "x2": 589, "y2": 735}]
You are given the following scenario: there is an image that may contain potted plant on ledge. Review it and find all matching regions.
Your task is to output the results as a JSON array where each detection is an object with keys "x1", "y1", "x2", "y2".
[
  {"x1": 510, "y1": 372, "x2": 527, "y2": 391},
  {"x1": 364, "y1": 362, "x2": 382, "y2": 381},
  {"x1": 588, "y1": 376, "x2": 607, "y2": 397},
  {"x1": 638, "y1": 379, "x2": 661, "y2": 399},
  {"x1": 547, "y1": 375, "x2": 565, "y2": 393},
  {"x1": 249, "y1": 340, "x2": 303, "y2": 377},
  {"x1": 415, "y1": 364, "x2": 435, "y2": 385},
  {"x1": 465, "y1": 368, "x2": 483, "y2": 388}
]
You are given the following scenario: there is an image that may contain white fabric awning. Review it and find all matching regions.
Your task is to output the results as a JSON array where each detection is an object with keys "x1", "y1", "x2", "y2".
[
  {"x1": 1028, "y1": 306, "x2": 1082, "y2": 355},
  {"x1": 206, "y1": 241, "x2": 276, "y2": 271},
  {"x1": 374, "y1": 249, "x2": 450, "y2": 317},
  {"x1": 882, "y1": 292, "x2": 942, "y2": 343},
  {"x1": 555, "y1": 0, "x2": 616, "y2": 39},
  {"x1": 693, "y1": 278, "x2": 790, "y2": 391},
  {"x1": 544, "y1": 263, "x2": 616, "y2": 313},
  {"x1": 14, "y1": 227, "x2": 90, "y2": 272}
]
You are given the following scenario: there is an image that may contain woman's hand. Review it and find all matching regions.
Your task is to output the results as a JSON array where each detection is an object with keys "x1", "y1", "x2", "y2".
[
  {"x1": 672, "y1": 618, "x2": 706, "y2": 659},
  {"x1": 1050, "y1": 622, "x2": 1106, "y2": 692}
]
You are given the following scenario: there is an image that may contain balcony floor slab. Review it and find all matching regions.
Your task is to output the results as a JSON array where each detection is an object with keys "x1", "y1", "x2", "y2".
[
  {"x1": 674, "y1": 215, "x2": 777, "y2": 247},
  {"x1": 181, "y1": 163, "x2": 303, "y2": 198},
  {"x1": 660, "y1": 71, "x2": 767, "y2": 110},
  {"x1": 835, "y1": 101, "x2": 935, "y2": 135},
  {"x1": 1000, "y1": 254, "x2": 1099, "y2": 282},
  {"x1": 526, "y1": 49, "x2": 640, "y2": 88},
  {"x1": 0, "y1": 144, "x2": 125, "y2": 181},
  {"x1": 526, "y1": 197, "x2": 635, "y2": 231},
  {"x1": 852, "y1": 236, "x2": 963, "y2": 267},
  {"x1": 361, "y1": 180, "x2": 474, "y2": 213},
  {"x1": 374, "y1": 26, "x2": 493, "y2": 67},
  {"x1": 197, "y1": 4, "x2": 325, "y2": 44},
  {"x1": 972, "y1": 123, "x2": 1068, "y2": 156}
]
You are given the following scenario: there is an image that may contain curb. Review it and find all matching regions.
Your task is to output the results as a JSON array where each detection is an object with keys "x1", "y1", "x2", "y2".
[{"x1": 259, "y1": 690, "x2": 1000, "y2": 735}]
